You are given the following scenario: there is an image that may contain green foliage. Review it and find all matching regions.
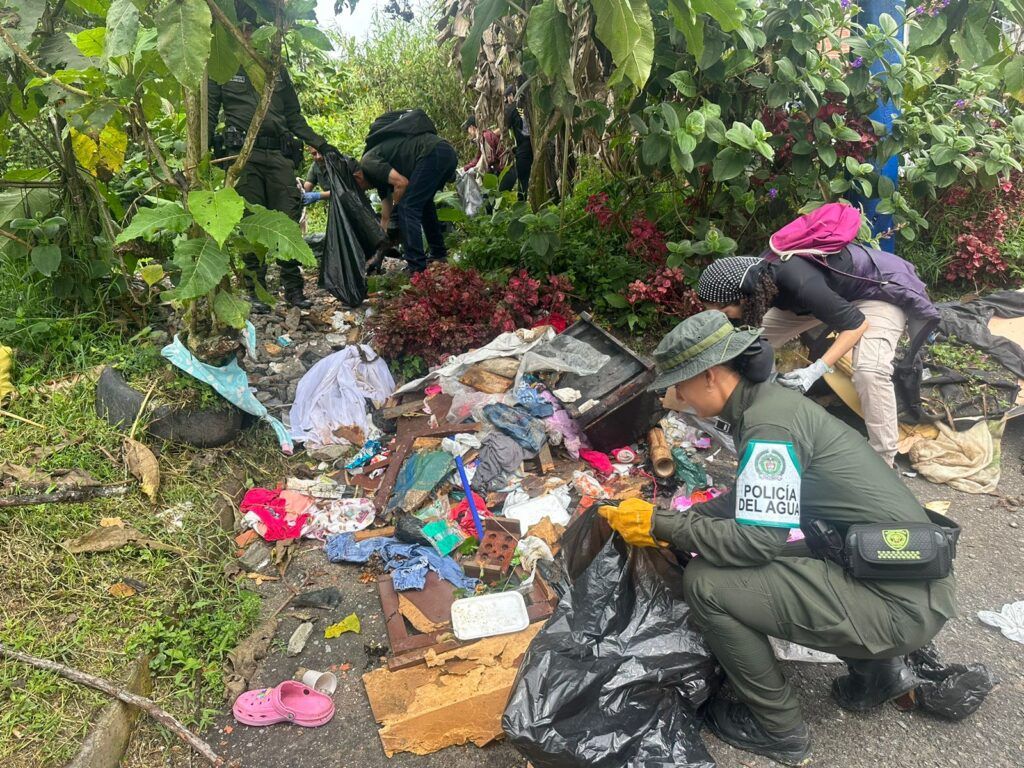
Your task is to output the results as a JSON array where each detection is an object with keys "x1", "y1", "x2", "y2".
[
  {"x1": 237, "y1": 205, "x2": 317, "y2": 267},
  {"x1": 295, "y1": 13, "x2": 473, "y2": 159},
  {"x1": 155, "y1": 0, "x2": 214, "y2": 90},
  {"x1": 592, "y1": 0, "x2": 655, "y2": 88},
  {"x1": 115, "y1": 199, "x2": 193, "y2": 242},
  {"x1": 163, "y1": 237, "x2": 231, "y2": 301},
  {"x1": 188, "y1": 186, "x2": 245, "y2": 246}
]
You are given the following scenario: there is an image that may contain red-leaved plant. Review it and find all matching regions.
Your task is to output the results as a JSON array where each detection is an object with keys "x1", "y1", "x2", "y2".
[
  {"x1": 368, "y1": 264, "x2": 575, "y2": 365},
  {"x1": 942, "y1": 174, "x2": 1024, "y2": 284}
]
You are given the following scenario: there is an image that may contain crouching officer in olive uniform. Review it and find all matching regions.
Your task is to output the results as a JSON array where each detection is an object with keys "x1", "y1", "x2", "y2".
[
  {"x1": 209, "y1": 67, "x2": 338, "y2": 310},
  {"x1": 599, "y1": 310, "x2": 958, "y2": 767}
]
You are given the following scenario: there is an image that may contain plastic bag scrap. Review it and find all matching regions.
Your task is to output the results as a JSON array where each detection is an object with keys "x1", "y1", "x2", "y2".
[
  {"x1": 673, "y1": 447, "x2": 709, "y2": 493},
  {"x1": 502, "y1": 485, "x2": 572, "y2": 535},
  {"x1": 441, "y1": 377, "x2": 506, "y2": 423},
  {"x1": 162, "y1": 331, "x2": 293, "y2": 453},
  {"x1": 515, "y1": 333, "x2": 610, "y2": 386},
  {"x1": 394, "y1": 327, "x2": 556, "y2": 396},
  {"x1": 902, "y1": 643, "x2": 998, "y2": 721},
  {"x1": 483, "y1": 403, "x2": 547, "y2": 453},
  {"x1": 543, "y1": 405, "x2": 586, "y2": 459},
  {"x1": 325, "y1": 533, "x2": 479, "y2": 591},
  {"x1": 345, "y1": 439, "x2": 382, "y2": 470},
  {"x1": 977, "y1": 600, "x2": 1024, "y2": 644},
  {"x1": 441, "y1": 432, "x2": 482, "y2": 457},
  {"x1": 503, "y1": 515, "x2": 720, "y2": 768},
  {"x1": 450, "y1": 491, "x2": 492, "y2": 535},
  {"x1": 456, "y1": 170, "x2": 484, "y2": 217},
  {"x1": 572, "y1": 470, "x2": 609, "y2": 499},
  {"x1": 289, "y1": 345, "x2": 395, "y2": 449}
]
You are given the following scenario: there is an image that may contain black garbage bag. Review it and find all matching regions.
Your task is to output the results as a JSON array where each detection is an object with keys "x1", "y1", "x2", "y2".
[
  {"x1": 503, "y1": 510, "x2": 721, "y2": 768},
  {"x1": 904, "y1": 643, "x2": 998, "y2": 721},
  {"x1": 321, "y1": 154, "x2": 384, "y2": 307}
]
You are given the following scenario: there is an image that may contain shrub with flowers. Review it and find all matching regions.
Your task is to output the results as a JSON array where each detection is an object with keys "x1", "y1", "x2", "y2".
[
  {"x1": 367, "y1": 264, "x2": 575, "y2": 366},
  {"x1": 941, "y1": 176, "x2": 1024, "y2": 285}
]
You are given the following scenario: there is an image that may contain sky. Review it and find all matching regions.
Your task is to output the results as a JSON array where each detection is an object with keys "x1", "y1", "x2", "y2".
[{"x1": 315, "y1": 0, "x2": 431, "y2": 40}]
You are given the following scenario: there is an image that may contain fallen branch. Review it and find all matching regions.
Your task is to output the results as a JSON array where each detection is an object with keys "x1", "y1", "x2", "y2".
[
  {"x1": 0, "y1": 644, "x2": 229, "y2": 767},
  {"x1": 0, "y1": 482, "x2": 132, "y2": 508}
]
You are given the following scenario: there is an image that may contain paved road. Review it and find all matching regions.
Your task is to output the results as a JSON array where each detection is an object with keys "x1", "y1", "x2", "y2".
[{"x1": 212, "y1": 418, "x2": 1024, "y2": 768}]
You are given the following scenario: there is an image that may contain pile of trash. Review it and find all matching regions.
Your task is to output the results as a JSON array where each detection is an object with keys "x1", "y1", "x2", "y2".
[{"x1": 227, "y1": 313, "x2": 739, "y2": 764}]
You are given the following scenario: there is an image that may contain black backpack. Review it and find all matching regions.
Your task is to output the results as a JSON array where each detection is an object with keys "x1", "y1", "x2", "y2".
[{"x1": 364, "y1": 109, "x2": 438, "y2": 151}]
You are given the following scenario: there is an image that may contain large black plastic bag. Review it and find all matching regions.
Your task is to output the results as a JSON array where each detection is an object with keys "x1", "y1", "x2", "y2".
[
  {"x1": 322, "y1": 155, "x2": 382, "y2": 307},
  {"x1": 503, "y1": 515, "x2": 721, "y2": 768}
]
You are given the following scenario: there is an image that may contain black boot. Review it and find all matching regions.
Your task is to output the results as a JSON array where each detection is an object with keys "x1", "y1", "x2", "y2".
[
  {"x1": 707, "y1": 699, "x2": 811, "y2": 767},
  {"x1": 831, "y1": 658, "x2": 917, "y2": 712},
  {"x1": 248, "y1": 297, "x2": 270, "y2": 314},
  {"x1": 284, "y1": 289, "x2": 312, "y2": 310}
]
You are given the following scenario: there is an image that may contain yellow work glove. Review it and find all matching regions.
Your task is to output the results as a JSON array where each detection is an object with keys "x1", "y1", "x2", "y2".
[{"x1": 598, "y1": 498, "x2": 657, "y2": 547}]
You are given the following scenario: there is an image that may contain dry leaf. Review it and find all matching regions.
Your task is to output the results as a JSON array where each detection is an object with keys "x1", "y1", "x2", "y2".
[
  {"x1": 108, "y1": 581, "x2": 137, "y2": 598},
  {"x1": 52, "y1": 468, "x2": 99, "y2": 487},
  {"x1": 0, "y1": 463, "x2": 47, "y2": 485},
  {"x1": 123, "y1": 438, "x2": 160, "y2": 502},
  {"x1": 99, "y1": 517, "x2": 124, "y2": 528},
  {"x1": 62, "y1": 525, "x2": 176, "y2": 554}
]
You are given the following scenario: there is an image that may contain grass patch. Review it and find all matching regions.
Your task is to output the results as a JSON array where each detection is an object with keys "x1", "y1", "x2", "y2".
[{"x1": 0, "y1": 341, "x2": 291, "y2": 767}]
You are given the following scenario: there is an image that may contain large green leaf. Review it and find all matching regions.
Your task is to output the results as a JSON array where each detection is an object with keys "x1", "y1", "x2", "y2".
[
  {"x1": 692, "y1": 0, "x2": 742, "y2": 32},
  {"x1": 667, "y1": 0, "x2": 704, "y2": 60},
  {"x1": 910, "y1": 12, "x2": 946, "y2": 50},
  {"x1": 116, "y1": 200, "x2": 193, "y2": 243},
  {"x1": 209, "y1": 20, "x2": 241, "y2": 84},
  {"x1": 460, "y1": 0, "x2": 511, "y2": 79},
  {"x1": 105, "y1": 0, "x2": 139, "y2": 59},
  {"x1": 30, "y1": 244, "x2": 62, "y2": 276},
  {"x1": 949, "y1": 2, "x2": 999, "y2": 68},
  {"x1": 213, "y1": 289, "x2": 250, "y2": 329},
  {"x1": 712, "y1": 147, "x2": 747, "y2": 181},
  {"x1": 593, "y1": 0, "x2": 655, "y2": 89},
  {"x1": 162, "y1": 237, "x2": 230, "y2": 301},
  {"x1": 69, "y1": 27, "x2": 106, "y2": 57},
  {"x1": 0, "y1": 0, "x2": 46, "y2": 61},
  {"x1": 527, "y1": 0, "x2": 573, "y2": 91},
  {"x1": 188, "y1": 187, "x2": 245, "y2": 246},
  {"x1": 238, "y1": 206, "x2": 316, "y2": 267},
  {"x1": 156, "y1": 0, "x2": 212, "y2": 90},
  {"x1": 1006, "y1": 55, "x2": 1024, "y2": 103}
]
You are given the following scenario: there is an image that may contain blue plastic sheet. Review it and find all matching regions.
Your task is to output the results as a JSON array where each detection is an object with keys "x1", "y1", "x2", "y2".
[
  {"x1": 483, "y1": 403, "x2": 547, "y2": 454},
  {"x1": 345, "y1": 439, "x2": 382, "y2": 470},
  {"x1": 161, "y1": 328, "x2": 293, "y2": 453},
  {"x1": 325, "y1": 533, "x2": 479, "y2": 591}
]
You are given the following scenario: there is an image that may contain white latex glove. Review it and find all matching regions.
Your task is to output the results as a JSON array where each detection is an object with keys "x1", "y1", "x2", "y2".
[{"x1": 776, "y1": 358, "x2": 831, "y2": 393}]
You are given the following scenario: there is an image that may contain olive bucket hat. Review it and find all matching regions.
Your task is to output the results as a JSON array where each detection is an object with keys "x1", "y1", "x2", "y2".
[{"x1": 648, "y1": 310, "x2": 762, "y2": 391}]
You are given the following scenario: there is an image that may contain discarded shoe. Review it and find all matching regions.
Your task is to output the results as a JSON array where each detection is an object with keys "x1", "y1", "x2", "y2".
[
  {"x1": 249, "y1": 297, "x2": 270, "y2": 315},
  {"x1": 285, "y1": 292, "x2": 313, "y2": 310},
  {"x1": 706, "y1": 699, "x2": 811, "y2": 767},
  {"x1": 232, "y1": 680, "x2": 334, "y2": 727},
  {"x1": 832, "y1": 657, "x2": 917, "y2": 712}
]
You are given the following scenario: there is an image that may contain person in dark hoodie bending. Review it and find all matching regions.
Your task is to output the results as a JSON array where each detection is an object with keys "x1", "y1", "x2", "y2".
[{"x1": 353, "y1": 109, "x2": 457, "y2": 273}]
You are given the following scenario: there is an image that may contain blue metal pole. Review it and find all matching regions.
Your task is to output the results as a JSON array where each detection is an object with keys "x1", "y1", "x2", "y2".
[{"x1": 855, "y1": 0, "x2": 904, "y2": 253}]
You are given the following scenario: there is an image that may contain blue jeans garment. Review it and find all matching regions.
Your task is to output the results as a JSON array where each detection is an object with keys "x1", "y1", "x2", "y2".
[{"x1": 397, "y1": 141, "x2": 457, "y2": 271}]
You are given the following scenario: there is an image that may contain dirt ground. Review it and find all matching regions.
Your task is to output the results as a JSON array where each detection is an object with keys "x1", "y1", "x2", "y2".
[{"x1": 204, "y1": 418, "x2": 1024, "y2": 768}]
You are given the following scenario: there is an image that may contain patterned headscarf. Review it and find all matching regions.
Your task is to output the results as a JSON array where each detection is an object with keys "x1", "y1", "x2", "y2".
[{"x1": 697, "y1": 256, "x2": 762, "y2": 305}]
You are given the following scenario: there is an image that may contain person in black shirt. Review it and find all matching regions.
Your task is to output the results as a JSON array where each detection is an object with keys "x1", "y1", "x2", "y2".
[{"x1": 503, "y1": 85, "x2": 533, "y2": 200}]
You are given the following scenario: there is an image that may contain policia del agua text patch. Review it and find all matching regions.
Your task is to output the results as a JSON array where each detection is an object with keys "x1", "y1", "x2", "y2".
[{"x1": 735, "y1": 440, "x2": 801, "y2": 528}]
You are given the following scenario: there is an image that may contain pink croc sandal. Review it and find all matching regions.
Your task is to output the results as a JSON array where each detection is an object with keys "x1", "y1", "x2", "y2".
[{"x1": 232, "y1": 680, "x2": 335, "y2": 727}]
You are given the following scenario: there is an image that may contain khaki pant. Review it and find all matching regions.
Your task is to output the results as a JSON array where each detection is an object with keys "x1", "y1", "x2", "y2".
[{"x1": 761, "y1": 300, "x2": 907, "y2": 466}]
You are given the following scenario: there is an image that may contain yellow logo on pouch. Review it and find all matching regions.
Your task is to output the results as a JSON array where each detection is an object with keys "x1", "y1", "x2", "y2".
[{"x1": 882, "y1": 529, "x2": 910, "y2": 551}]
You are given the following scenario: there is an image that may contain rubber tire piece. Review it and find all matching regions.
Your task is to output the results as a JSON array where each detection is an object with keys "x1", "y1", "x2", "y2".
[{"x1": 95, "y1": 366, "x2": 244, "y2": 448}]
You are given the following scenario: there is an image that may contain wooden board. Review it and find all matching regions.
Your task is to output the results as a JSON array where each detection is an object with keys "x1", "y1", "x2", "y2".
[{"x1": 377, "y1": 573, "x2": 558, "y2": 671}]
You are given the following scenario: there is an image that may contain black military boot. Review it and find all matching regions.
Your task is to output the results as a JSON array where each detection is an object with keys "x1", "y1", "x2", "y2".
[
  {"x1": 707, "y1": 699, "x2": 812, "y2": 767},
  {"x1": 831, "y1": 658, "x2": 917, "y2": 712},
  {"x1": 284, "y1": 288, "x2": 312, "y2": 310}
]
